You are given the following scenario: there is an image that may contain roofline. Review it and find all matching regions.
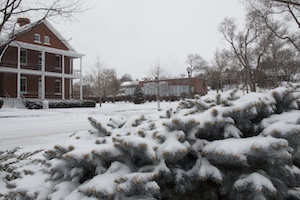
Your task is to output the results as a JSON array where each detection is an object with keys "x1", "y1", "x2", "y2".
[
  {"x1": 10, "y1": 41, "x2": 85, "y2": 58},
  {"x1": 0, "y1": 19, "x2": 78, "y2": 53},
  {"x1": 139, "y1": 77, "x2": 206, "y2": 83},
  {"x1": 42, "y1": 19, "x2": 77, "y2": 52}
]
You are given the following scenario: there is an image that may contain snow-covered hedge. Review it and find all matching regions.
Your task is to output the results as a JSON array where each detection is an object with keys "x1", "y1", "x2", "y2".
[
  {"x1": 1, "y1": 84, "x2": 300, "y2": 200},
  {"x1": 25, "y1": 99, "x2": 96, "y2": 109}
]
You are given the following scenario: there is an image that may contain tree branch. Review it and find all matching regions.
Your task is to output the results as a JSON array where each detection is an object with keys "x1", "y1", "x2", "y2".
[{"x1": 273, "y1": 0, "x2": 300, "y2": 7}]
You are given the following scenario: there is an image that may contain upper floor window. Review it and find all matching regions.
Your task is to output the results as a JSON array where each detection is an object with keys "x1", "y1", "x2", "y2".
[
  {"x1": 55, "y1": 55, "x2": 61, "y2": 69},
  {"x1": 44, "y1": 36, "x2": 50, "y2": 45},
  {"x1": 20, "y1": 49, "x2": 27, "y2": 64},
  {"x1": 34, "y1": 34, "x2": 41, "y2": 43}
]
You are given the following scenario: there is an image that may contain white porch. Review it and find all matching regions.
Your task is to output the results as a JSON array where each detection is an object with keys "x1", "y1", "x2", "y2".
[{"x1": 0, "y1": 41, "x2": 85, "y2": 100}]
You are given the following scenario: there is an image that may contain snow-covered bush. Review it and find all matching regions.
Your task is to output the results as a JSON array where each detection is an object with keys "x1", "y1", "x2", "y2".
[
  {"x1": 25, "y1": 99, "x2": 96, "y2": 109},
  {"x1": 1, "y1": 85, "x2": 300, "y2": 199}
]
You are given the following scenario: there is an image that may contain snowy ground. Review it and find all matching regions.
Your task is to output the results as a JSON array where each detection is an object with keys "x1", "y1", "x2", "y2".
[{"x1": 0, "y1": 101, "x2": 178, "y2": 152}]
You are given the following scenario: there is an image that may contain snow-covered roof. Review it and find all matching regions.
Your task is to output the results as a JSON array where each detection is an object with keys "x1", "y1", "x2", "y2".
[{"x1": 121, "y1": 81, "x2": 139, "y2": 87}]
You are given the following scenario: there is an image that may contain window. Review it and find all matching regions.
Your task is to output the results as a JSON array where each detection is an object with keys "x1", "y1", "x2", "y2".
[
  {"x1": 55, "y1": 55, "x2": 61, "y2": 69},
  {"x1": 20, "y1": 49, "x2": 27, "y2": 64},
  {"x1": 38, "y1": 52, "x2": 42, "y2": 70},
  {"x1": 44, "y1": 36, "x2": 50, "y2": 45},
  {"x1": 34, "y1": 34, "x2": 41, "y2": 43},
  {"x1": 20, "y1": 77, "x2": 27, "y2": 92},
  {"x1": 55, "y1": 80, "x2": 61, "y2": 94}
]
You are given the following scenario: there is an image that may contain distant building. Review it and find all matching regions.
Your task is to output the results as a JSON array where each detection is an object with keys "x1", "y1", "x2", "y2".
[
  {"x1": 119, "y1": 81, "x2": 139, "y2": 96},
  {"x1": 0, "y1": 18, "x2": 84, "y2": 99},
  {"x1": 119, "y1": 77, "x2": 208, "y2": 97}
]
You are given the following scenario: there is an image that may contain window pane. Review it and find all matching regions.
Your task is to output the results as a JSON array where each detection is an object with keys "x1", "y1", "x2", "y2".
[
  {"x1": 44, "y1": 36, "x2": 50, "y2": 44},
  {"x1": 20, "y1": 77, "x2": 27, "y2": 92},
  {"x1": 55, "y1": 80, "x2": 61, "y2": 93},
  {"x1": 34, "y1": 34, "x2": 40, "y2": 42},
  {"x1": 55, "y1": 55, "x2": 61, "y2": 68},
  {"x1": 20, "y1": 49, "x2": 27, "y2": 64}
]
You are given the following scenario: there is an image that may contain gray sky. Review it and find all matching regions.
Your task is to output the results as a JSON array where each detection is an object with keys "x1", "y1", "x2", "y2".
[{"x1": 55, "y1": 0, "x2": 245, "y2": 80}]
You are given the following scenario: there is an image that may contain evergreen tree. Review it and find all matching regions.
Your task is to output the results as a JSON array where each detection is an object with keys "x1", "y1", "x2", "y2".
[{"x1": 132, "y1": 85, "x2": 145, "y2": 104}]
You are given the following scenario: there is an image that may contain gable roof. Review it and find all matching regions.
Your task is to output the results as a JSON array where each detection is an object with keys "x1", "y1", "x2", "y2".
[{"x1": 0, "y1": 19, "x2": 77, "y2": 52}]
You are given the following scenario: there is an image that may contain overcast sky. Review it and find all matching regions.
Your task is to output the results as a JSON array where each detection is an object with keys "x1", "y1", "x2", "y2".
[{"x1": 55, "y1": 0, "x2": 245, "y2": 80}]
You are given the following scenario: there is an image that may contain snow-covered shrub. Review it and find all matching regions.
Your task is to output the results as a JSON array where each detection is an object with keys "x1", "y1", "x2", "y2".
[
  {"x1": 25, "y1": 99, "x2": 96, "y2": 109},
  {"x1": 1, "y1": 85, "x2": 300, "y2": 199}
]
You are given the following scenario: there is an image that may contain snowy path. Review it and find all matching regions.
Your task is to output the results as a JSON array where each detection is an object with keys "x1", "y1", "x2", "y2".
[{"x1": 0, "y1": 102, "x2": 177, "y2": 151}]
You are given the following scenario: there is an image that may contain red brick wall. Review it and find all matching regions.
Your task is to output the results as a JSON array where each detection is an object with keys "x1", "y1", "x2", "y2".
[
  {"x1": 65, "y1": 57, "x2": 71, "y2": 74},
  {"x1": 2, "y1": 46, "x2": 72, "y2": 74},
  {"x1": 2, "y1": 47, "x2": 18, "y2": 68},
  {"x1": 15, "y1": 22, "x2": 69, "y2": 51},
  {"x1": 21, "y1": 49, "x2": 40, "y2": 70},
  {"x1": 1, "y1": 73, "x2": 17, "y2": 98}
]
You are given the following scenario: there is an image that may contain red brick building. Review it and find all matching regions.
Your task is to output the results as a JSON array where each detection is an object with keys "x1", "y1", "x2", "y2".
[
  {"x1": 0, "y1": 18, "x2": 84, "y2": 99},
  {"x1": 139, "y1": 77, "x2": 208, "y2": 97}
]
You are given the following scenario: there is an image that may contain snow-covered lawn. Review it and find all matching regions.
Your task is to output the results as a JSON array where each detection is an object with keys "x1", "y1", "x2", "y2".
[{"x1": 0, "y1": 101, "x2": 178, "y2": 152}]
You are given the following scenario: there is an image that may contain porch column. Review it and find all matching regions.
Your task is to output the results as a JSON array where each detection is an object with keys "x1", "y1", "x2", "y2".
[
  {"x1": 41, "y1": 50, "x2": 45, "y2": 99},
  {"x1": 80, "y1": 57, "x2": 83, "y2": 100},
  {"x1": 17, "y1": 47, "x2": 21, "y2": 99},
  {"x1": 62, "y1": 55, "x2": 65, "y2": 99},
  {"x1": 69, "y1": 59, "x2": 72, "y2": 99},
  {"x1": 69, "y1": 79, "x2": 72, "y2": 99}
]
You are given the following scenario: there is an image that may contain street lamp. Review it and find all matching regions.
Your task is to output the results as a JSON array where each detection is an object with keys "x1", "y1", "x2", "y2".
[
  {"x1": 187, "y1": 67, "x2": 192, "y2": 98},
  {"x1": 155, "y1": 77, "x2": 161, "y2": 111}
]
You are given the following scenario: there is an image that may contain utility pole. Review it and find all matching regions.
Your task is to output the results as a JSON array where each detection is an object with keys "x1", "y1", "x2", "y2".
[{"x1": 187, "y1": 67, "x2": 192, "y2": 98}]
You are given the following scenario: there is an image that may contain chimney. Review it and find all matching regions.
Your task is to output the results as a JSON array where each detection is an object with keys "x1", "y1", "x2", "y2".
[{"x1": 17, "y1": 18, "x2": 30, "y2": 26}]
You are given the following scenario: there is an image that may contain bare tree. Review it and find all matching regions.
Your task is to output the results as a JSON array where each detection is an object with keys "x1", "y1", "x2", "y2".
[
  {"x1": 120, "y1": 73, "x2": 133, "y2": 83},
  {"x1": 260, "y1": 46, "x2": 300, "y2": 87},
  {"x1": 148, "y1": 60, "x2": 168, "y2": 80},
  {"x1": 84, "y1": 57, "x2": 117, "y2": 107},
  {"x1": 107, "y1": 73, "x2": 120, "y2": 102},
  {"x1": 211, "y1": 49, "x2": 230, "y2": 92},
  {"x1": 0, "y1": 0, "x2": 88, "y2": 60},
  {"x1": 147, "y1": 60, "x2": 169, "y2": 110},
  {"x1": 218, "y1": 12, "x2": 275, "y2": 92},
  {"x1": 185, "y1": 53, "x2": 207, "y2": 77},
  {"x1": 245, "y1": 0, "x2": 300, "y2": 52}
]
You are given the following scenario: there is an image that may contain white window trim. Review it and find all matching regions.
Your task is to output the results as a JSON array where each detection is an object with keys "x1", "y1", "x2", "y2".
[
  {"x1": 20, "y1": 77, "x2": 27, "y2": 94},
  {"x1": 44, "y1": 36, "x2": 51, "y2": 45},
  {"x1": 20, "y1": 48, "x2": 28, "y2": 65},
  {"x1": 34, "y1": 34, "x2": 41, "y2": 43},
  {"x1": 55, "y1": 55, "x2": 61, "y2": 69},
  {"x1": 55, "y1": 79, "x2": 61, "y2": 95}
]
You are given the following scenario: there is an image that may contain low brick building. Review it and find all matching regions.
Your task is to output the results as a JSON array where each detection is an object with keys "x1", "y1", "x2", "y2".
[
  {"x1": 120, "y1": 77, "x2": 208, "y2": 98},
  {"x1": 139, "y1": 77, "x2": 208, "y2": 98},
  {"x1": 0, "y1": 18, "x2": 84, "y2": 99}
]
